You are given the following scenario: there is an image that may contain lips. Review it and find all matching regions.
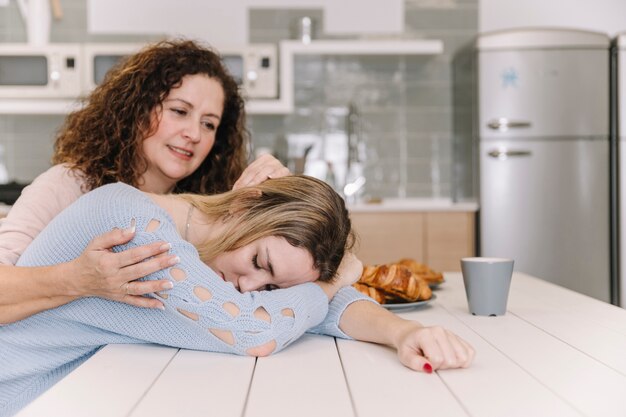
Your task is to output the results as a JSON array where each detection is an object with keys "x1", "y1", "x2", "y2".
[{"x1": 167, "y1": 145, "x2": 194, "y2": 159}]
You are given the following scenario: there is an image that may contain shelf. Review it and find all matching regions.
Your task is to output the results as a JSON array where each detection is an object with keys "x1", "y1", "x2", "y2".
[
  {"x1": 0, "y1": 99, "x2": 82, "y2": 115},
  {"x1": 280, "y1": 39, "x2": 444, "y2": 55},
  {"x1": 245, "y1": 99, "x2": 292, "y2": 115}
]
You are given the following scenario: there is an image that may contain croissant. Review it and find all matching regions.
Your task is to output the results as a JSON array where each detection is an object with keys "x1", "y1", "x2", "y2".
[
  {"x1": 396, "y1": 258, "x2": 444, "y2": 284},
  {"x1": 352, "y1": 282, "x2": 387, "y2": 304},
  {"x1": 359, "y1": 264, "x2": 432, "y2": 302}
]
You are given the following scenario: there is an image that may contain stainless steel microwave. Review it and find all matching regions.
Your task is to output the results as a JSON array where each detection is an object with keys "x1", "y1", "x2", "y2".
[
  {"x1": 82, "y1": 43, "x2": 279, "y2": 99},
  {"x1": 0, "y1": 44, "x2": 82, "y2": 98}
]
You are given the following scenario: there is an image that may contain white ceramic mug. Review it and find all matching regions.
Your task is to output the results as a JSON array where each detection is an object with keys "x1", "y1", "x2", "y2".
[{"x1": 461, "y1": 257, "x2": 514, "y2": 316}]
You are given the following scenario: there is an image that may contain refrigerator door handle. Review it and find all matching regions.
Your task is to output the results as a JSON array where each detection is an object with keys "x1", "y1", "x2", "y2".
[
  {"x1": 488, "y1": 149, "x2": 532, "y2": 159},
  {"x1": 487, "y1": 118, "x2": 532, "y2": 130}
]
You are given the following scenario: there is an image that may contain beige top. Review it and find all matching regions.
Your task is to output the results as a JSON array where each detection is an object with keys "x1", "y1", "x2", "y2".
[{"x1": 0, "y1": 164, "x2": 85, "y2": 265}]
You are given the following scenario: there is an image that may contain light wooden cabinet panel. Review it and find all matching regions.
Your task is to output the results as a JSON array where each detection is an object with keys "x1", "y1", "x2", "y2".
[
  {"x1": 424, "y1": 212, "x2": 475, "y2": 272},
  {"x1": 350, "y1": 212, "x2": 425, "y2": 265},
  {"x1": 350, "y1": 211, "x2": 475, "y2": 272}
]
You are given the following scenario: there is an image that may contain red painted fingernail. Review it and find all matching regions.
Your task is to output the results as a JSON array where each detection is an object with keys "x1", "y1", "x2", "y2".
[{"x1": 423, "y1": 363, "x2": 433, "y2": 374}]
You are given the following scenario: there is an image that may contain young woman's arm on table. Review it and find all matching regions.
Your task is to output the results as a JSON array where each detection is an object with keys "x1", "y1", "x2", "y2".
[
  {"x1": 338, "y1": 298, "x2": 474, "y2": 372},
  {"x1": 310, "y1": 255, "x2": 475, "y2": 373},
  {"x1": 0, "y1": 166, "x2": 175, "y2": 324}
]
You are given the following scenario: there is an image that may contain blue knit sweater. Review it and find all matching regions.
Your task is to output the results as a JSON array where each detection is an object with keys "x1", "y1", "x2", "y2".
[{"x1": 0, "y1": 183, "x2": 371, "y2": 416}]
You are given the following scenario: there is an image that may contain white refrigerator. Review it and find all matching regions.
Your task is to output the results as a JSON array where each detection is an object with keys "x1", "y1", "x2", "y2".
[{"x1": 477, "y1": 28, "x2": 611, "y2": 302}]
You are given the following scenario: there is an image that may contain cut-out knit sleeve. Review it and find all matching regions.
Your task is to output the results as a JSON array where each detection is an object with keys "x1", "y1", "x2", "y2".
[
  {"x1": 15, "y1": 183, "x2": 329, "y2": 355},
  {"x1": 308, "y1": 286, "x2": 378, "y2": 339}
]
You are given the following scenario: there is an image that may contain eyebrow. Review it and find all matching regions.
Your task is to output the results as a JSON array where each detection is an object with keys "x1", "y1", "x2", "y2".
[
  {"x1": 265, "y1": 247, "x2": 275, "y2": 277},
  {"x1": 163, "y1": 98, "x2": 221, "y2": 121}
]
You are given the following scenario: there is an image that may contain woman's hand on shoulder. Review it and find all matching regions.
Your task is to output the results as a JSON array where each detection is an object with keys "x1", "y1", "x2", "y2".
[
  {"x1": 233, "y1": 154, "x2": 290, "y2": 190},
  {"x1": 316, "y1": 252, "x2": 363, "y2": 300},
  {"x1": 67, "y1": 227, "x2": 179, "y2": 309},
  {"x1": 393, "y1": 321, "x2": 475, "y2": 373}
]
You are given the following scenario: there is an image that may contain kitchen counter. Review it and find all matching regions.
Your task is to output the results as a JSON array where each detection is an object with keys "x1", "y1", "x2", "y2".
[
  {"x1": 347, "y1": 198, "x2": 478, "y2": 213},
  {"x1": 16, "y1": 272, "x2": 626, "y2": 417}
]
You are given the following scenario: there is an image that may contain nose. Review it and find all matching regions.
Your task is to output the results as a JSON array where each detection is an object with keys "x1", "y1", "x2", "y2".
[
  {"x1": 182, "y1": 120, "x2": 201, "y2": 143},
  {"x1": 237, "y1": 273, "x2": 267, "y2": 293}
]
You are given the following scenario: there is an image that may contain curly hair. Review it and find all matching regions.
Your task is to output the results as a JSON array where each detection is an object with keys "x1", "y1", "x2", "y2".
[{"x1": 52, "y1": 39, "x2": 249, "y2": 195}]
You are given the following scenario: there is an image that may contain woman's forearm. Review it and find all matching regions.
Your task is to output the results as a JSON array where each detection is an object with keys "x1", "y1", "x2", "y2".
[
  {"x1": 337, "y1": 299, "x2": 475, "y2": 373},
  {"x1": 0, "y1": 263, "x2": 79, "y2": 324},
  {"x1": 337, "y1": 299, "x2": 419, "y2": 347}
]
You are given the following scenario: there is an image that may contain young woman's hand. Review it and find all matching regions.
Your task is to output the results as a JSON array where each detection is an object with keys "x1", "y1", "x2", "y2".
[
  {"x1": 316, "y1": 252, "x2": 363, "y2": 300},
  {"x1": 67, "y1": 227, "x2": 179, "y2": 309},
  {"x1": 392, "y1": 321, "x2": 475, "y2": 373},
  {"x1": 233, "y1": 154, "x2": 290, "y2": 189}
]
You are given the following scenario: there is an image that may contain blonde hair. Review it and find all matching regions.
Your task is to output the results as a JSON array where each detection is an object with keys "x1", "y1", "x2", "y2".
[{"x1": 179, "y1": 175, "x2": 354, "y2": 282}]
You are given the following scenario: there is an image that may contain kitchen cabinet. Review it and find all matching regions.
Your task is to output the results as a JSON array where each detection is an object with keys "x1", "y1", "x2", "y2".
[
  {"x1": 349, "y1": 209, "x2": 476, "y2": 272},
  {"x1": 88, "y1": 0, "x2": 405, "y2": 45}
]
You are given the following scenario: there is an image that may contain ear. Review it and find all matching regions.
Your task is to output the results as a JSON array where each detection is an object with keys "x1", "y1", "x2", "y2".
[{"x1": 228, "y1": 188, "x2": 263, "y2": 216}]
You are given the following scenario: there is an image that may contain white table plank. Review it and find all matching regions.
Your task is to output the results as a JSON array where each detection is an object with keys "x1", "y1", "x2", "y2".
[
  {"x1": 509, "y1": 273, "x2": 626, "y2": 334},
  {"x1": 16, "y1": 344, "x2": 178, "y2": 417},
  {"x1": 245, "y1": 334, "x2": 353, "y2": 417},
  {"x1": 130, "y1": 349, "x2": 255, "y2": 417},
  {"x1": 337, "y1": 332, "x2": 469, "y2": 417},
  {"x1": 437, "y1": 273, "x2": 626, "y2": 417},
  {"x1": 400, "y1": 304, "x2": 583, "y2": 417},
  {"x1": 503, "y1": 273, "x2": 626, "y2": 375}
]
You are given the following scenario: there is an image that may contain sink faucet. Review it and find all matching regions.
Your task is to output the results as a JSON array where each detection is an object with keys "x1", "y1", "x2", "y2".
[
  {"x1": 346, "y1": 102, "x2": 360, "y2": 169},
  {"x1": 343, "y1": 102, "x2": 365, "y2": 203}
]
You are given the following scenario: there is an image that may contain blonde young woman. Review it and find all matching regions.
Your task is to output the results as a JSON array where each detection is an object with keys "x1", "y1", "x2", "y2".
[
  {"x1": 0, "y1": 175, "x2": 473, "y2": 416},
  {"x1": 0, "y1": 39, "x2": 290, "y2": 324}
]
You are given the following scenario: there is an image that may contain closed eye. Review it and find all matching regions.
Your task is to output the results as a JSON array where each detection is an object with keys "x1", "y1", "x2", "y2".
[
  {"x1": 252, "y1": 254, "x2": 261, "y2": 270},
  {"x1": 263, "y1": 284, "x2": 279, "y2": 291}
]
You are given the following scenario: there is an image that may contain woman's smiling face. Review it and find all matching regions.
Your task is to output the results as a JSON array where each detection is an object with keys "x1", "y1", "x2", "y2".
[
  {"x1": 207, "y1": 236, "x2": 320, "y2": 293},
  {"x1": 140, "y1": 73, "x2": 224, "y2": 193}
]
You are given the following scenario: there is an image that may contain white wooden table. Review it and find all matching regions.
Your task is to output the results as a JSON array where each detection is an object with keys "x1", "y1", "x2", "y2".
[{"x1": 16, "y1": 272, "x2": 626, "y2": 417}]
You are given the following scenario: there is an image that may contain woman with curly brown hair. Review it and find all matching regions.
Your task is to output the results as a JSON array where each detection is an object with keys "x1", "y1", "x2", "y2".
[{"x1": 0, "y1": 39, "x2": 289, "y2": 324}]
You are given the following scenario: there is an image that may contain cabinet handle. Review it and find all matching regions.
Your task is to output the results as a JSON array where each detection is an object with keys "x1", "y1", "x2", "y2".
[
  {"x1": 487, "y1": 118, "x2": 532, "y2": 130},
  {"x1": 488, "y1": 149, "x2": 532, "y2": 159}
]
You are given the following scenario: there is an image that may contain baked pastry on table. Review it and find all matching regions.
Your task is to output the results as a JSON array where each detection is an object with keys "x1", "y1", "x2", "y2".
[
  {"x1": 352, "y1": 282, "x2": 387, "y2": 304},
  {"x1": 395, "y1": 258, "x2": 445, "y2": 286},
  {"x1": 352, "y1": 261, "x2": 433, "y2": 305}
]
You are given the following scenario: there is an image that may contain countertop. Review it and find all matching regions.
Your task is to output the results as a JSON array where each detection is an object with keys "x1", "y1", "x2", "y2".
[
  {"x1": 16, "y1": 272, "x2": 626, "y2": 417},
  {"x1": 347, "y1": 198, "x2": 479, "y2": 212}
]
